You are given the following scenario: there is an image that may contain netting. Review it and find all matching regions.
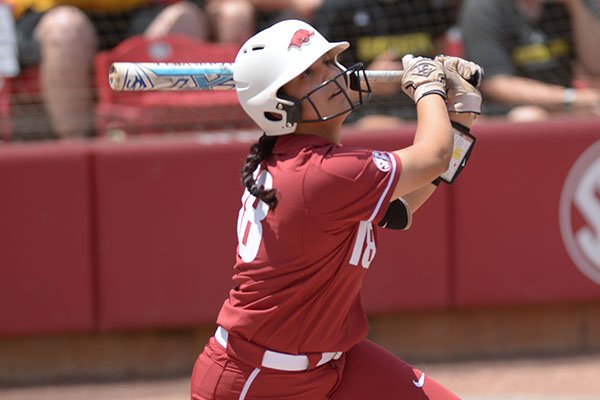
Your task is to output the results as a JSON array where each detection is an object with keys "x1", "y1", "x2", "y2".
[{"x1": 0, "y1": 0, "x2": 593, "y2": 141}]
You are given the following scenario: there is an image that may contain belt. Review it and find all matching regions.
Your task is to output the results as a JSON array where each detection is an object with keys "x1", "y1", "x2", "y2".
[{"x1": 215, "y1": 326, "x2": 342, "y2": 372}]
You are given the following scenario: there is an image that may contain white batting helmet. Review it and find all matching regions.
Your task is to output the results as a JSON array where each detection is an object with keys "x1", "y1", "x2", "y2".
[{"x1": 233, "y1": 19, "x2": 369, "y2": 136}]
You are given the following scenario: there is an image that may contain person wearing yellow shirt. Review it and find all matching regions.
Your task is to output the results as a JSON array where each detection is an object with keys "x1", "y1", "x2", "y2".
[
  {"x1": 9, "y1": 1, "x2": 151, "y2": 19},
  {"x1": 8, "y1": 0, "x2": 210, "y2": 139}
]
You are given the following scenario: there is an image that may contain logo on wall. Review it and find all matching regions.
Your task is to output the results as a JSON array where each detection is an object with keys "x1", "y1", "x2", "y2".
[{"x1": 559, "y1": 140, "x2": 600, "y2": 285}]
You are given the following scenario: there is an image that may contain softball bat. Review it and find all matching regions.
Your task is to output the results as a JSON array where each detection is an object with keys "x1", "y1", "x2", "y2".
[{"x1": 108, "y1": 62, "x2": 405, "y2": 92}]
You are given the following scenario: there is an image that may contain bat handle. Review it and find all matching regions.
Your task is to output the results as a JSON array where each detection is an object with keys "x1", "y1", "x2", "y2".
[
  {"x1": 364, "y1": 70, "x2": 404, "y2": 82},
  {"x1": 349, "y1": 69, "x2": 404, "y2": 91}
]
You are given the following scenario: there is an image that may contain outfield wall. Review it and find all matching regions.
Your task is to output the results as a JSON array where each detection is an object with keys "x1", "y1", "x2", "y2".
[{"x1": 1, "y1": 118, "x2": 599, "y2": 336}]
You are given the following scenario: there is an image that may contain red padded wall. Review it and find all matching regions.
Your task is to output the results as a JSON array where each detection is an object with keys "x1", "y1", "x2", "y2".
[
  {"x1": 453, "y1": 118, "x2": 600, "y2": 306},
  {"x1": 2, "y1": 117, "x2": 599, "y2": 336},
  {"x1": 0, "y1": 143, "x2": 94, "y2": 335},
  {"x1": 93, "y1": 135, "x2": 256, "y2": 330}
]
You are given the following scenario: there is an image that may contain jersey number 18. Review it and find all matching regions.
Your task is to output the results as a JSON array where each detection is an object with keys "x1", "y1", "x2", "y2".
[
  {"x1": 349, "y1": 221, "x2": 376, "y2": 269},
  {"x1": 237, "y1": 169, "x2": 273, "y2": 262}
]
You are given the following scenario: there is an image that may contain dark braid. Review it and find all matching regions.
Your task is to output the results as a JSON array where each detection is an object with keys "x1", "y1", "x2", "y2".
[{"x1": 241, "y1": 133, "x2": 278, "y2": 210}]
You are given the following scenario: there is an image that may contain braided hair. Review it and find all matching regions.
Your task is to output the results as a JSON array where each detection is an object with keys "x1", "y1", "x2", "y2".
[{"x1": 241, "y1": 134, "x2": 279, "y2": 210}]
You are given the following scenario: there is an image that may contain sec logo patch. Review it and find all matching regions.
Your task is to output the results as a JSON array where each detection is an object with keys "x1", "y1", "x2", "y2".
[
  {"x1": 372, "y1": 151, "x2": 391, "y2": 172},
  {"x1": 559, "y1": 140, "x2": 600, "y2": 286}
]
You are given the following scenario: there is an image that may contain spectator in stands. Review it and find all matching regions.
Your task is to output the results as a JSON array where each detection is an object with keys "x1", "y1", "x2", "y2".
[
  {"x1": 203, "y1": 0, "x2": 255, "y2": 44},
  {"x1": 312, "y1": 0, "x2": 461, "y2": 127},
  {"x1": 460, "y1": 0, "x2": 600, "y2": 121},
  {"x1": 203, "y1": 0, "x2": 324, "y2": 42},
  {"x1": 9, "y1": 0, "x2": 212, "y2": 139}
]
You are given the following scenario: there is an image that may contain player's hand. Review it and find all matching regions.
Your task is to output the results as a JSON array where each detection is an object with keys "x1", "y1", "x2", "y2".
[
  {"x1": 435, "y1": 55, "x2": 483, "y2": 88},
  {"x1": 400, "y1": 55, "x2": 446, "y2": 104},
  {"x1": 435, "y1": 55, "x2": 483, "y2": 114}
]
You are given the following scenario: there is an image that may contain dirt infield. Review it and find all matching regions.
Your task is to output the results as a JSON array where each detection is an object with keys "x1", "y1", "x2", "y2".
[
  {"x1": 424, "y1": 352, "x2": 600, "y2": 398},
  {"x1": 2, "y1": 306, "x2": 599, "y2": 399},
  {"x1": 1, "y1": 352, "x2": 599, "y2": 400}
]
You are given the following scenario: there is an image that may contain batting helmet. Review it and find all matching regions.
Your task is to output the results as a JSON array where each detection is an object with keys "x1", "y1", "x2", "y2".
[{"x1": 233, "y1": 19, "x2": 370, "y2": 136}]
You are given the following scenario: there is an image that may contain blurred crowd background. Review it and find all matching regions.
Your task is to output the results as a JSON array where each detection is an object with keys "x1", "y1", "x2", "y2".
[{"x1": 1, "y1": 0, "x2": 600, "y2": 141}]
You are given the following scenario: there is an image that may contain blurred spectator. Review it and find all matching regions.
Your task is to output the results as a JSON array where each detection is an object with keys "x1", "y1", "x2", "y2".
[
  {"x1": 204, "y1": 0, "x2": 324, "y2": 38},
  {"x1": 203, "y1": 0, "x2": 255, "y2": 44},
  {"x1": 312, "y1": 0, "x2": 461, "y2": 128},
  {"x1": 8, "y1": 0, "x2": 208, "y2": 139},
  {"x1": 460, "y1": 0, "x2": 600, "y2": 121},
  {"x1": 0, "y1": 3, "x2": 19, "y2": 78}
]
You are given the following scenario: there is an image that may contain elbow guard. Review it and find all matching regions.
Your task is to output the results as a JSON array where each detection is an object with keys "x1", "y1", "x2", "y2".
[{"x1": 378, "y1": 198, "x2": 412, "y2": 230}]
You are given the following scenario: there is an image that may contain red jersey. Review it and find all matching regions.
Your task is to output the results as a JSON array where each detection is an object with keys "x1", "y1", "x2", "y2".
[{"x1": 217, "y1": 134, "x2": 401, "y2": 354}]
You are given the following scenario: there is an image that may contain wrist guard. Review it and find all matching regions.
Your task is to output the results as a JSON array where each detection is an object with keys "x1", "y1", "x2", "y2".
[{"x1": 435, "y1": 121, "x2": 476, "y2": 185}]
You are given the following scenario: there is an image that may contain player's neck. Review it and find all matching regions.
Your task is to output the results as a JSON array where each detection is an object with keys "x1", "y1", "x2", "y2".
[
  {"x1": 295, "y1": 126, "x2": 341, "y2": 145},
  {"x1": 295, "y1": 120, "x2": 342, "y2": 145}
]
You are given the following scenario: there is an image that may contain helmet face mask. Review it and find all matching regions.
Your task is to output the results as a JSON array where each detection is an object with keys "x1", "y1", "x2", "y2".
[
  {"x1": 289, "y1": 62, "x2": 372, "y2": 124},
  {"x1": 233, "y1": 19, "x2": 372, "y2": 136}
]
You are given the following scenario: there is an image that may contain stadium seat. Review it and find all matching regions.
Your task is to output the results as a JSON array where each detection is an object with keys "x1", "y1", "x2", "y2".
[
  {"x1": 94, "y1": 35, "x2": 253, "y2": 137},
  {"x1": 2, "y1": 66, "x2": 51, "y2": 141}
]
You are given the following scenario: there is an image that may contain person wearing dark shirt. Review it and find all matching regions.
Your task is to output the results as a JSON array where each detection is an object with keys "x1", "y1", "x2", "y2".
[
  {"x1": 460, "y1": 0, "x2": 600, "y2": 120},
  {"x1": 312, "y1": 0, "x2": 460, "y2": 127}
]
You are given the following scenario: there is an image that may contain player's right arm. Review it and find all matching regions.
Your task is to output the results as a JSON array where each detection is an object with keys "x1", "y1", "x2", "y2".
[
  {"x1": 391, "y1": 94, "x2": 452, "y2": 199},
  {"x1": 395, "y1": 111, "x2": 476, "y2": 214},
  {"x1": 391, "y1": 55, "x2": 483, "y2": 207}
]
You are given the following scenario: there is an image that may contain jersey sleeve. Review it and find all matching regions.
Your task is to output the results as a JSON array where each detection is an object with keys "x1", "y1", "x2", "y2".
[{"x1": 304, "y1": 146, "x2": 401, "y2": 232}]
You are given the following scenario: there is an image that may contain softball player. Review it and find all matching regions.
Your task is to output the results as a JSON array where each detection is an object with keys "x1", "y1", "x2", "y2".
[{"x1": 191, "y1": 19, "x2": 482, "y2": 400}]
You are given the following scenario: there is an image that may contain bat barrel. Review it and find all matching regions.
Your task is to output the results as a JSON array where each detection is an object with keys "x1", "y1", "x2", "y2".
[
  {"x1": 107, "y1": 62, "x2": 404, "y2": 91},
  {"x1": 108, "y1": 62, "x2": 236, "y2": 91}
]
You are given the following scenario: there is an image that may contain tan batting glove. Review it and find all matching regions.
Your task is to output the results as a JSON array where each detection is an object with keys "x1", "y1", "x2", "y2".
[
  {"x1": 401, "y1": 55, "x2": 446, "y2": 104},
  {"x1": 435, "y1": 55, "x2": 483, "y2": 114}
]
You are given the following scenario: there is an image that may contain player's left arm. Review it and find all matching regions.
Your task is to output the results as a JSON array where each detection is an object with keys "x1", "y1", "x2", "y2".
[{"x1": 563, "y1": 0, "x2": 600, "y2": 75}]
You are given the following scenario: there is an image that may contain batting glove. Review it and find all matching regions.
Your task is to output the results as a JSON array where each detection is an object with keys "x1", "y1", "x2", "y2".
[
  {"x1": 401, "y1": 55, "x2": 447, "y2": 104},
  {"x1": 435, "y1": 55, "x2": 483, "y2": 114}
]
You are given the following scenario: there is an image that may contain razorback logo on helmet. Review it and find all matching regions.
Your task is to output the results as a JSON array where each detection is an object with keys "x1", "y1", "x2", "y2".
[{"x1": 288, "y1": 29, "x2": 314, "y2": 50}]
